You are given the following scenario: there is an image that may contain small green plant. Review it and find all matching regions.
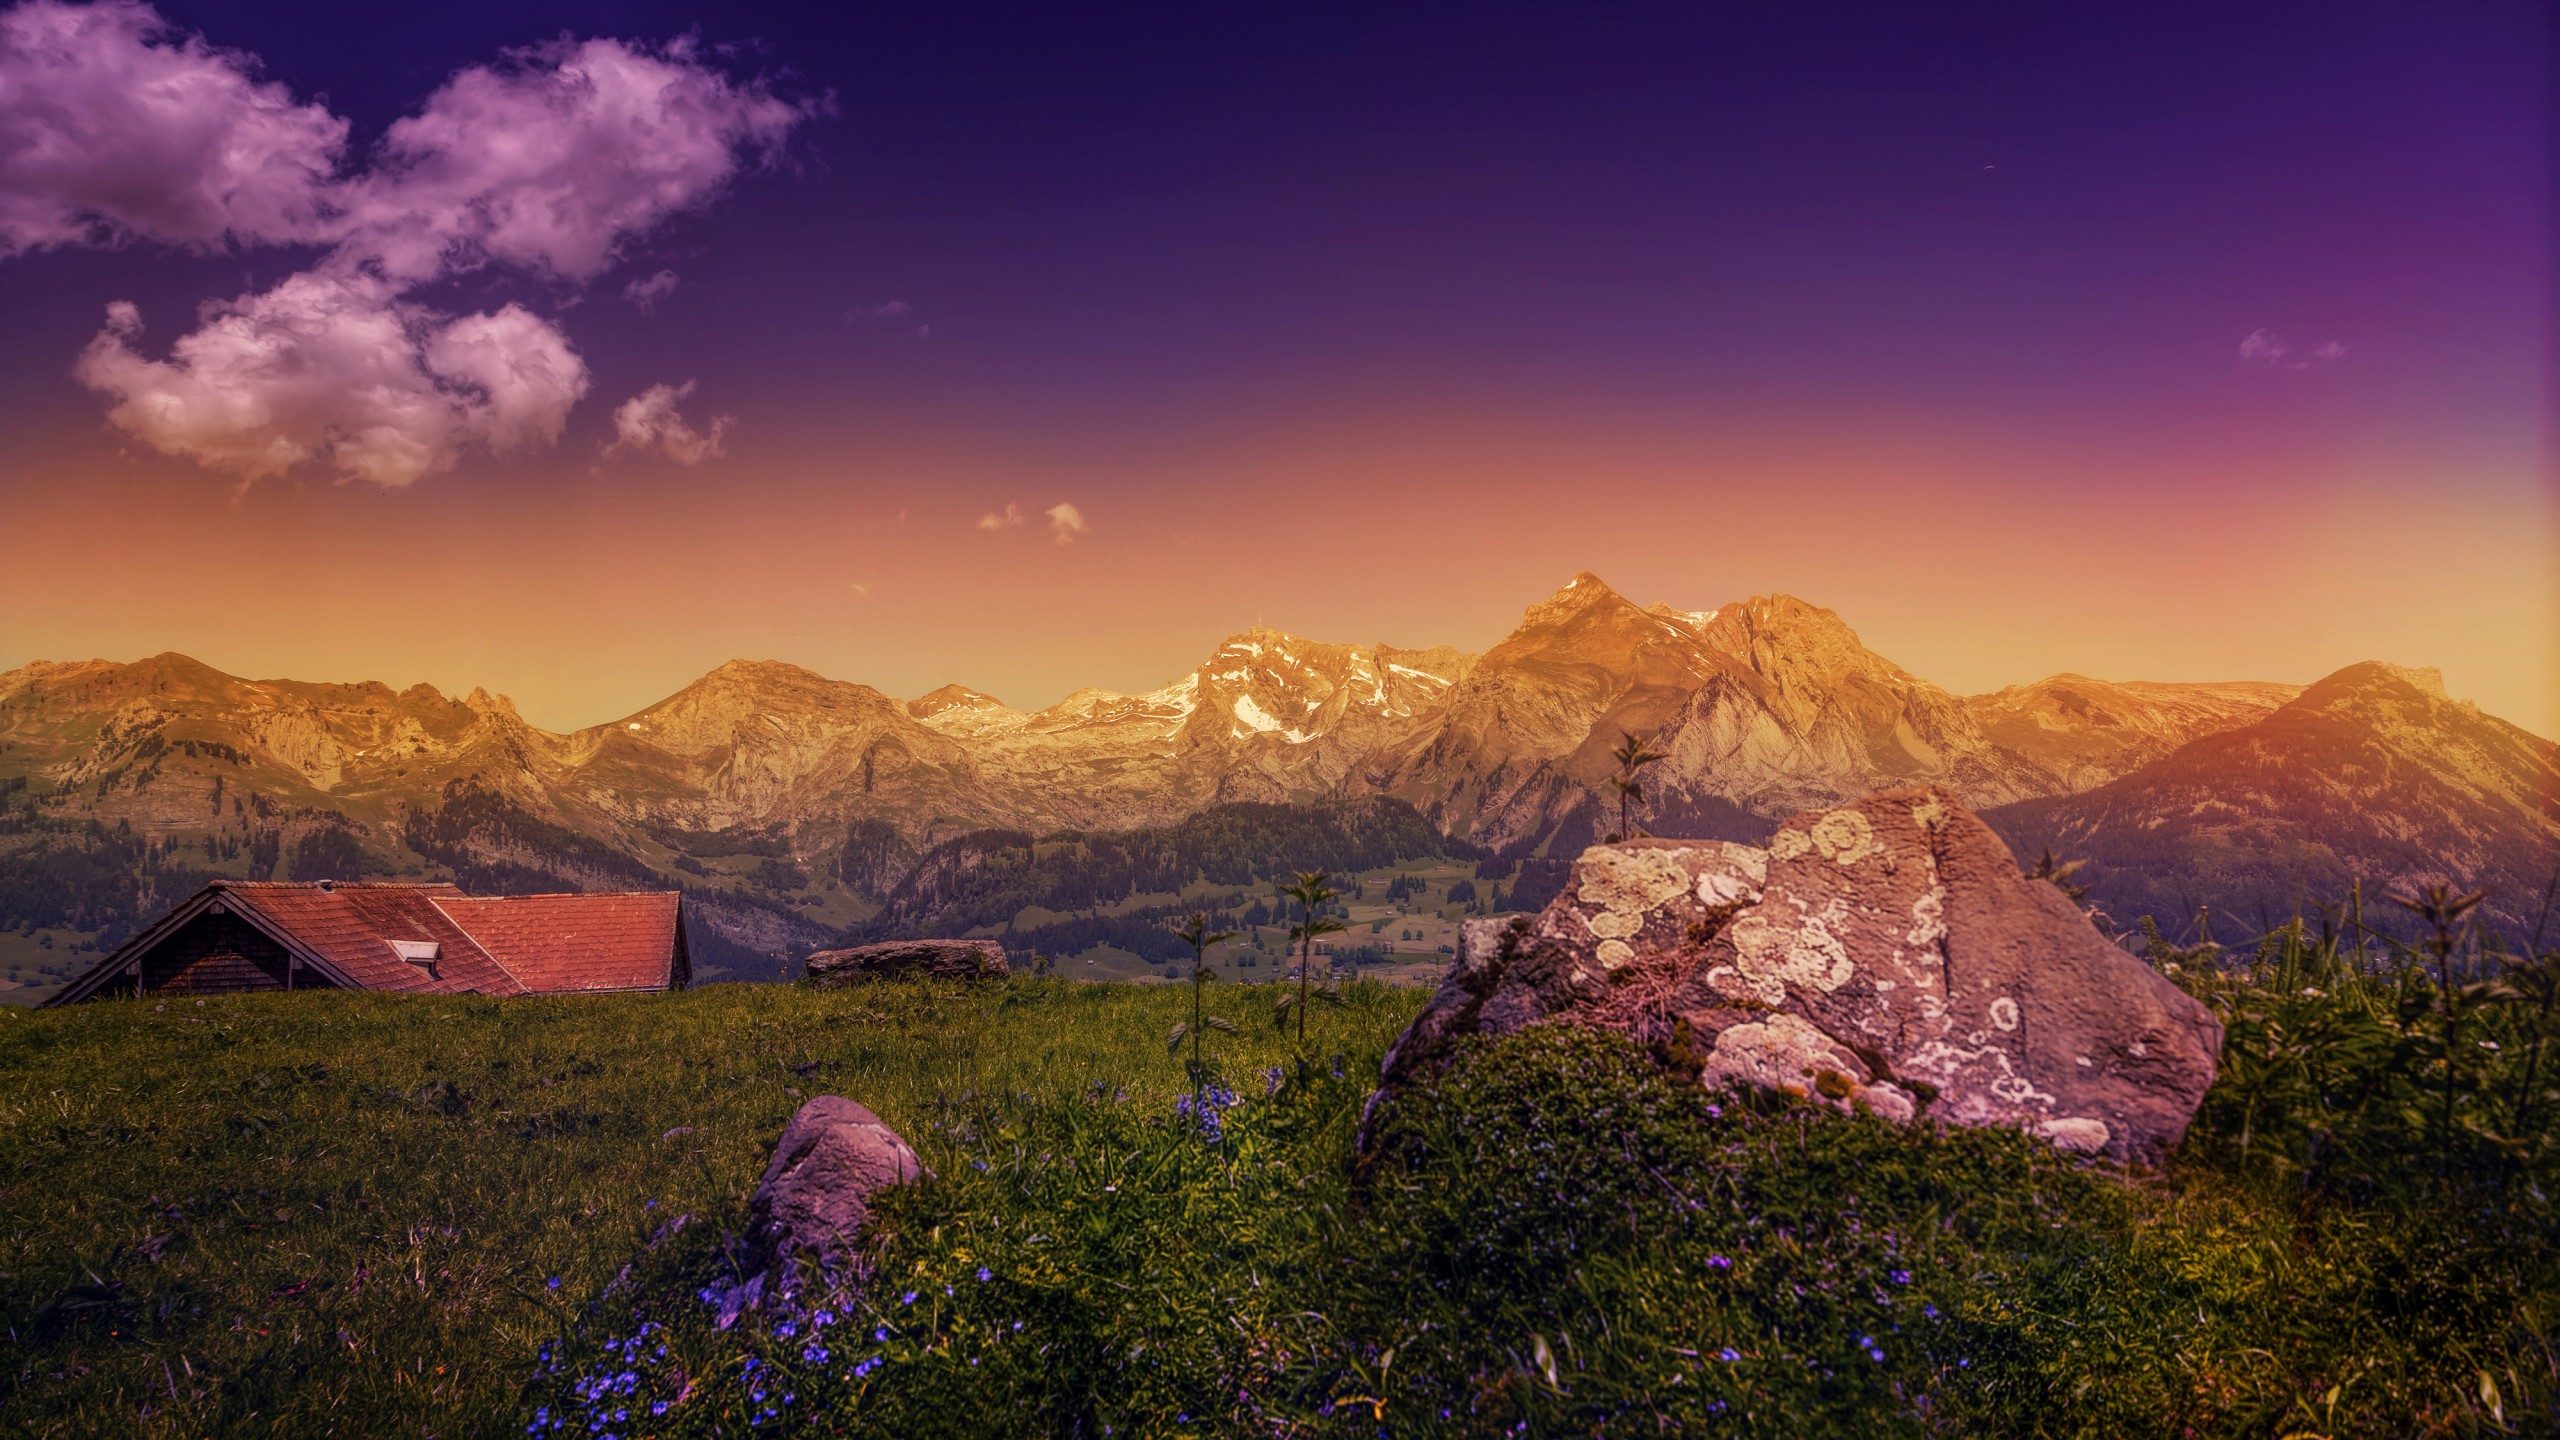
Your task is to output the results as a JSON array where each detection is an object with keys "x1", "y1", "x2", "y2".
[
  {"x1": 1275, "y1": 870, "x2": 1346, "y2": 1043},
  {"x1": 2391, "y1": 883, "x2": 2489, "y2": 1180},
  {"x1": 1604, "y1": 728, "x2": 1668, "y2": 842},
  {"x1": 2028, "y1": 846, "x2": 2091, "y2": 905},
  {"x1": 1167, "y1": 911, "x2": 1237, "y2": 1104}
]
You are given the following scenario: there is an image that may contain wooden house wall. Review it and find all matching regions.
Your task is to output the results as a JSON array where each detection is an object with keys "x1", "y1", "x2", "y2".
[{"x1": 135, "y1": 911, "x2": 313, "y2": 997}]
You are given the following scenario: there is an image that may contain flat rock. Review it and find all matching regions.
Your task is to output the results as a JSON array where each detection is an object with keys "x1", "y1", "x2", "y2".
[
  {"x1": 804, "y1": 938, "x2": 1009, "y2": 985},
  {"x1": 749, "y1": 1096, "x2": 927, "y2": 1274},
  {"x1": 1367, "y1": 785, "x2": 2223, "y2": 1163}
]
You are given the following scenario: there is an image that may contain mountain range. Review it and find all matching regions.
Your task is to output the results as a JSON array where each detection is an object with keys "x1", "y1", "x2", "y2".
[{"x1": 2, "y1": 573, "x2": 2550, "y2": 962}]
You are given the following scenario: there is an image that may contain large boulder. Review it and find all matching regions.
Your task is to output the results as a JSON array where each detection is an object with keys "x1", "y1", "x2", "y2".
[
  {"x1": 804, "y1": 938, "x2": 1009, "y2": 985},
  {"x1": 1368, "y1": 786, "x2": 2223, "y2": 1163},
  {"x1": 749, "y1": 1096, "x2": 928, "y2": 1274}
]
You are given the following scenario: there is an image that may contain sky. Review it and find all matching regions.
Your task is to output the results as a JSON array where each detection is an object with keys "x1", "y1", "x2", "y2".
[{"x1": 0, "y1": 0, "x2": 2550, "y2": 735}]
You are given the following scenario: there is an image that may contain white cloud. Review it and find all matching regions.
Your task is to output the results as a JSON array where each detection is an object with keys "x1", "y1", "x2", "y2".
[
  {"x1": 847, "y1": 579, "x2": 872, "y2": 596},
  {"x1": 2239, "y1": 329, "x2": 2347, "y2": 370},
  {"x1": 0, "y1": 0, "x2": 347, "y2": 255},
  {"x1": 604, "y1": 380, "x2": 729, "y2": 465},
  {"x1": 623, "y1": 268, "x2": 679, "y2": 311},
  {"x1": 1, "y1": 3, "x2": 805, "y2": 486},
  {"x1": 335, "y1": 36, "x2": 801, "y2": 285},
  {"x1": 75, "y1": 273, "x2": 588, "y2": 486},
  {"x1": 976, "y1": 502, "x2": 1023, "y2": 531},
  {"x1": 1046, "y1": 501, "x2": 1088, "y2": 543}
]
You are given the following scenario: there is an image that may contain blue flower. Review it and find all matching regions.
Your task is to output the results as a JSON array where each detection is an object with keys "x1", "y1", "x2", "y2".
[
  {"x1": 874, "y1": 1327, "x2": 889, "y2": 1342},
  {"x1": 976, "y1": 1266, "x2": 992, "y2": 1282},
  {"x1": 901, "y1": 1290, "x2": 918, "y2": 1305},
  {"x1": 546, "y1": 1277, "x2": 562, "y2": 1290},
  {"x1": 1890, "y1": 1269, "x2": 1912, "y2": 1285},
  {"x1": 1718, "y1": 1347, "x2": 1741, "y2": 1363},
  {"x1": 1707, "y1": 1254, "x2": 1732, "y2": 1270},
  {"x1": 1923, "y1": 1303, "x2": 1941, "y2": 1320}
]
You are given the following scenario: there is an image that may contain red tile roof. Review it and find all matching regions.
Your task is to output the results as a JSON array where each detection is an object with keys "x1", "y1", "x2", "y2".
[
  {"x1": 217, "y1": 882, "x2": 526, "y2": 995},
  {"x1": 434, "y1": 892, "x2": 684, "y2": 993},
  {"x1": 122, "y1": 882, "x2": 686, "y2": 997}
]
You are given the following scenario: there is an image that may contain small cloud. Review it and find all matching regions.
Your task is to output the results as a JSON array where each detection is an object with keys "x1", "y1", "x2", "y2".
[
  {"x1": 1046, "y1": 501, "x2": 1087, "y2": 544},
  {"x1": 848, "y1": 579, "x2": 872, "y2": 596},
  {"x1": 604, "y1": 380, "x2": 731, "y2": 464},
  {"x1": 976, "y1": 502, "x2": 1023, "y2": 531},
  {"x1": 2239, "y1": 329, "x2": 2346, "y2": 370},
  {"x1": 849, "y1": 301, "x2": 928, "y2": 339},
  {"x1": 624, "y1": 269, "x2": 679, "y2": 312}
]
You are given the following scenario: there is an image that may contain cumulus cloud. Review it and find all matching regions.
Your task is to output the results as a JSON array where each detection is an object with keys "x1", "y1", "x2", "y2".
[
  {"x1": 2239, "y1": 329, "x2": 2347, "y2": 370},
  {"x1": 975, "y1": 502, "x2": 1023, "y2": 531},
  {"x1": 0, "y1": 0, "x2": 346, "y2": 255},
  {"x1": 1046, "y1": 501, "x2": 1087, "y2": 543},
  {"x1": 623, "y1": 268, "x2": 679, "y2": 311},
  {"x1": 333, "y1": 36, "x2": 800, "y2": 285},
  {"x1": 604, "y1": 380, "x2": 729, "y2": 464},
  {"x1": 0, "y1": 2, "x2": 806, "y2": 485},
  {"x1": 76, "y1": 274, "x2": 587, "y2": 486}
]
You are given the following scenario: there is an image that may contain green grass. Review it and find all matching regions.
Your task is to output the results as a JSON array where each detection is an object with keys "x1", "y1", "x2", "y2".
[
  {"x1": 0, "y1": 981, "x2": 1417, "y2": 1438},
  {"x1": 4, "y1": 927, "x2": 2556, "y2": 1438}
]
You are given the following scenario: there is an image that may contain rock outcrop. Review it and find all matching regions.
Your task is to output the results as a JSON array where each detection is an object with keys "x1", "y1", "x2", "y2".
[
  {"x1": 749, "y1": 1096, "x2": 927, "y2": 1274},
  {"x1": 803, "y1": 938, "x2": 1009, "y2": 985},
  {"x1": 1368, "y1": 785, "x2": 2224, "y2": 1163}
]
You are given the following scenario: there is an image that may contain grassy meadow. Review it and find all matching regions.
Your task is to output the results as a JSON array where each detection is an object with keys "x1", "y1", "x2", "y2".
[{"x1": 1, "y1": 918, "x2": 2555, "y2": 1438}]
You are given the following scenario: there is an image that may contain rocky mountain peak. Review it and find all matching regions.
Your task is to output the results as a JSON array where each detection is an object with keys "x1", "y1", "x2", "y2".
[
  {"x1": 2300, "y1": 661, "x2": 2451, "y2": 706},
  {"x1": 907, "y1": 684, "x2": 1009, "y2": 720},
  {"x1": 1517, "y1": 571, "x2": 1638, "y2": 629},
  {"x1": 461, "y1": 687, "x2": 521, "y2": 719}
]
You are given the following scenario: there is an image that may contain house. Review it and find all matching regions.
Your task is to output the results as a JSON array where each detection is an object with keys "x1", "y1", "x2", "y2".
[{"x1": 47, "y1": 880, "x2": 690, "y2": 1004}]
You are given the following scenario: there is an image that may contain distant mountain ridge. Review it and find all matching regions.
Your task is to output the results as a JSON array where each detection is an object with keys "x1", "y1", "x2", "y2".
[
  {"x1": 3, "y1": 572, "x2": 2547, "y2": 956},
  {"x1": 1987, "y1": 661, "x2": 2560, "y2": 937}
]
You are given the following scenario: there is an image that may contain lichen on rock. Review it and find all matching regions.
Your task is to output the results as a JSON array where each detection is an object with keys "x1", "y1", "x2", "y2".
[{"x1": 1363, "y1": 785, "x2": 2225, "y2": 1164}]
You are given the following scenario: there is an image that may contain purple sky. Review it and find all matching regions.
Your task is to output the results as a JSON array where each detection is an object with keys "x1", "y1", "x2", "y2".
[{"x1": 0, "y1": 1, "x2": 2549, "y2": 729}]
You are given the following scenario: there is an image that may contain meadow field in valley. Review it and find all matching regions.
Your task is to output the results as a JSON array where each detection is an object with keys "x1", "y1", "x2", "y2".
[{"x1": 1, "y1": 934, "x2": 2554, "y2": 1438}]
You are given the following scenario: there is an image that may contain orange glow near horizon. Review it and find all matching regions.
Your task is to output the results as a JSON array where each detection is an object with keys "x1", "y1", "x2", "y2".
[{"x1": 3, "y1": 399, "x2": 2551, "y2": 740}]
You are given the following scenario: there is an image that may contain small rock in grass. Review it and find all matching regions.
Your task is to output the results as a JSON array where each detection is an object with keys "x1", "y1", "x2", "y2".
[
  {"x1": 802, "y1": 939, "x2": 1008, "y2": 986},
  {"x1": 749, "y1": 1096, "x2": 928, "y2": 1279}
]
